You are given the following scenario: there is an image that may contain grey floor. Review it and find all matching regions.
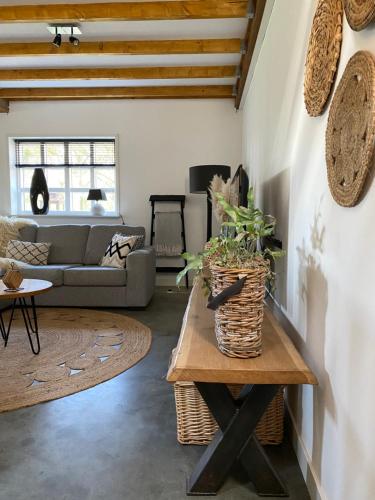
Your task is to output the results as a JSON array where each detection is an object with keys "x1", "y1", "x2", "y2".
[{"x1": 0, "y1": 287, "x2": 310, "y2": 500}]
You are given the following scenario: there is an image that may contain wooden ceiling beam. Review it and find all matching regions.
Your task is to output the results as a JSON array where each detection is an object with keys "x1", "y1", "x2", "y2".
[
  {"x1": 0, "y1": 66, "x2": 237, "y2": 81},
  {"x1": 235, "y1": 0, "x2": 266, "y2": 109},
  {"x1": 0, "y1": 99, "x2": 9, "y2": 113},
  {"x1": 0, "y1": 86, "x2": 234, "y2": 101},
  {"x1": 0, "y1": 39, "x2": 242, "y2": 57},
  {"x1": 0, "y1": 1, "x2": 248, "y2": 23}
]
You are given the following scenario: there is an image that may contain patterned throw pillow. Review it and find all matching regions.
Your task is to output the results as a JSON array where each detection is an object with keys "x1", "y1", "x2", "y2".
[
  {"x1": 114, "y1": 233, "x2": 144, "y2": 251},
  {"x1": 6, "y1": 240, "x2": 51, "y2": 266},
  {"x1": 101, "y1": 234, "x2": 137, "y2": 269}
]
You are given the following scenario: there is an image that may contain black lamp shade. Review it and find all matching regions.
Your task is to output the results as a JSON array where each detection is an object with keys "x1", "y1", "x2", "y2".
[
  {"x1": 189, "y1": 165, "x2": 231, "y2": 194},
  {"x1": 87, "y1": 189, "x2": 107, "y2": 201}
]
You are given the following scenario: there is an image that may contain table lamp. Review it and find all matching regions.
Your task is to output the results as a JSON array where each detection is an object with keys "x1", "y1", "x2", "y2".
[
  {"x1": 189, "y1": 165, "x2": 231, "y2": 241},
  {"x1": 87, "y1": 189, "x2": 107, "y2": 216}
]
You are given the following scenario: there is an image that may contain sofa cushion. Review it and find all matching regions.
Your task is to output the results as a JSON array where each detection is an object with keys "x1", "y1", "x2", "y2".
[
  {"x1": 84, "y1": 225, "x2": 145, "y2": 265},
  {"x1": 36, "y1": 225, "x2": 90, "y2": 264},
  {"x1": 64, "y1": 266, "x2": 127, "y2": 287},
  {"x1": 20, "y1": 265, "x2": 80, "y2": 286},
  {"x1": 6, "y1": 240, "x2": 51, "y2": 265},
  {"x1": 101, "y1": 234, "x2": 138, "y2": 269},
  {"x1": 19, "y1": 224, "x2": 38, "y2": 243}
]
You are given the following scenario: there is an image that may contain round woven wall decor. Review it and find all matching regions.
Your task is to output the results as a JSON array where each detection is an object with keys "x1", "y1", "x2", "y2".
[
  {"x1": 344, "y1": 0, "x2": 375, "y2": 31},
  {"x1": 304, "y1": 0, "x2": 343, "y2": 117},
  {"x1": 326, "y1": 51, "x2": 375, "y2": 207}
]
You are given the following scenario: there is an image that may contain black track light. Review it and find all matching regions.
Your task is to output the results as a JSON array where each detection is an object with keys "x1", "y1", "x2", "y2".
[
  {"x1": 69, "y1": 27, "x2": 80, "y2": 46},
  {"x1": 52, "y1": 28, "x2": 62, "y2": 48},
  {"x1": 49, "y1": 25, "x2": 81, "y2": 47},
  {"x1": 69, "y1": 35, "x2": 80, "y2": 46}
]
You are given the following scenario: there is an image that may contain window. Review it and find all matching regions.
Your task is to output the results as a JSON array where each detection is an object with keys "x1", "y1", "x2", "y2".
[{"x1": 13, "y1": 138, "x2": 117, "y2": 216}]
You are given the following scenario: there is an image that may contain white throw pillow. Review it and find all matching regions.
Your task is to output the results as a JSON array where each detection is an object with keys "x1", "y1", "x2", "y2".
[
  {"x1": 101, "y1": 234, "x2": 137, "y2": 269},
  {"x1": 6, "y1": 240, "x2": 51, "y2": 266}
]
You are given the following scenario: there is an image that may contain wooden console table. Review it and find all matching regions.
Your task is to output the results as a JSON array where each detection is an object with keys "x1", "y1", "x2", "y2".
[{"x1": 167, "y1": 281, "x2": 317, "y2": 497}]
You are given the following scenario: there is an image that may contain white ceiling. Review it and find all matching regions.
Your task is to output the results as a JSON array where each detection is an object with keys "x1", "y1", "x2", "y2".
[
  {"x1": 0, "y1": 53, "x2": 241, "y2": 68},
  {"x1": 0, "y1": 19, "x2": 247, "y2": 41},
  {"x1": 0, "y1": 3, "x2": 247, "y2": 91}
]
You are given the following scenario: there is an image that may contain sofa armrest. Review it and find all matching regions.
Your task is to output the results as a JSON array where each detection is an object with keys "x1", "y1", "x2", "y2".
[{"x1": 126, "y1": 246, "x2": 156, "y2": 307}]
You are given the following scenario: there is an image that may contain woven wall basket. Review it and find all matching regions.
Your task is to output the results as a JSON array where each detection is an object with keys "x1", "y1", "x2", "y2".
[
  {"x1": 174, "y1": 382, "x2": 284, "y2": 446},
  {"x1": 304, "y1": 0, "x2": 343, "y2": 117},
  {"x1": 210, "y1": 262, "x2": 268, "y2": 358},
  {"x1": 326, "y1": 50, "x2": 375, "y2": 207},
  {"x1": 344, "y1": 0, "x2": 375, "y2": 31}
]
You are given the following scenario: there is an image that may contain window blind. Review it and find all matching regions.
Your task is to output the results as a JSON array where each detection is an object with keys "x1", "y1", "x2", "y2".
[{"x1": 15, "y1": 138, "x2": 115, "y2": 168}]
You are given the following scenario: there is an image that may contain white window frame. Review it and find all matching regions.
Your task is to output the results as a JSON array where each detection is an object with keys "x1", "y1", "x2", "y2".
[{"x1": 10, "y1": 136, "x2": 119, "y2": 217}]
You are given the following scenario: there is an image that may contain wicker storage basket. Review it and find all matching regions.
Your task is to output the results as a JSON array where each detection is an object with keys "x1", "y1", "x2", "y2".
[
  {"x1": 210, "y1": 262, "x2": 269, "y2": 358},
  {"x1": 174, "y1": 382, "x2": 284, "y2": 446}
]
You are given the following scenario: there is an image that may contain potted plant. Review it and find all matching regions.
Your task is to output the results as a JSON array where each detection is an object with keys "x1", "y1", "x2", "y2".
[{"x1": 177, "y1": 188, "x2": 284, "y2": 358}]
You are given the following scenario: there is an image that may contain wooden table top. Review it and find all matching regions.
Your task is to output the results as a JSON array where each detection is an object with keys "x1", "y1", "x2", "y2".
[
  {"x1": 167, "y1": 281, "x2": 318, "y2": 385},
  {"x1": 0, "y1": 279, "x2": 53, "y2": 299}
]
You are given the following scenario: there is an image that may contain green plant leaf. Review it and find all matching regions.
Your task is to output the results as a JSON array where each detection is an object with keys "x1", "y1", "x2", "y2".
[{"x1": 176, "y1": 257, "x2": 203, "y2": 285}]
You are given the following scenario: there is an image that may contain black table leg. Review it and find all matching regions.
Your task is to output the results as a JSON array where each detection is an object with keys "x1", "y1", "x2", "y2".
[
  {"x1": 0, "y1": 310, "x2": 6, "y2": 340},
  {"x1": 204, "y1": 383, "x2": 287, "y2": 497},
  {"x1": 2, "y1": 297, "x2": 40, "y2": 355},
  {"x1": 2, "y1": 300, "x2": 17, "y2": 347},
  {"x1": 19, "y1": 296, "x2": 40, "y2": 355},
  {"x1": 186, "y1": 383, "x2": 288, "y2": 497}
]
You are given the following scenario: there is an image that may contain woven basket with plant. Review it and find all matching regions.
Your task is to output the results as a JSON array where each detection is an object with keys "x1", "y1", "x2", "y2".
[
  {"x1": 177, "y1": 188, "x2": 284, "y2": 358},
  {"x1": 211, "y1": 261, "x2": 269, "y2": 358}
]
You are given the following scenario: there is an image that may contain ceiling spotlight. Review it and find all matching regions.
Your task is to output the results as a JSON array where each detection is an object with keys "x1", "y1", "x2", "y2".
[
  {"x1": 52, "y1": 29, "x2": 62, "y2": 48},
  {"x1": 69, "y1": 35, "x2": 80, "y2": 46},
  {"x1": 69, "y1": 27, "x2": 80, "y2": 46},
  {"x1": 48, "y1": 25, "x2": 81, "y2": 47}
]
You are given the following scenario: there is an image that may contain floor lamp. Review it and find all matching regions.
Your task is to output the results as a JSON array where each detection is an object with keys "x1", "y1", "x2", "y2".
[{"x1": 189, "y1": 165, "x2": 231, "y2": 241}]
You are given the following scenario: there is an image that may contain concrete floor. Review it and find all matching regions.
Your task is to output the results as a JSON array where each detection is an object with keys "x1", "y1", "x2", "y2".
[{"x1": 0, "y1": 288, "x2": 310, "y2": 500}]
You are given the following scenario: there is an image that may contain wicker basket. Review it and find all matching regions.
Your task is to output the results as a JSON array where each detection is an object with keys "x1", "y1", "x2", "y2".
[
  {"x1": 210, "y1": 262, "x2": 269, "y2": 358},
  {"x1": 174, "y1": 382, "x2": 284, "y2": 446}
]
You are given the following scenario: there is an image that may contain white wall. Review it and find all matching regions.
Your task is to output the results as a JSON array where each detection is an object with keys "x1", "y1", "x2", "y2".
[
  {"x1": 0, "y1": 99, "x2": 242, "y2": 283},
  {"x1": 242, "y1": 2, "x2": 375, "y2": 500}
]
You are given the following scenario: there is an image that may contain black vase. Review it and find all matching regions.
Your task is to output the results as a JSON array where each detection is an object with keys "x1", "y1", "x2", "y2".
[{"x1": 30, "y1": 168, "x2": 49, "y2": 215}]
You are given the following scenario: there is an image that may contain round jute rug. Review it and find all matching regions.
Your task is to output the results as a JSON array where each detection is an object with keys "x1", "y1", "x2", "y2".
[{"x1": 0, "y1": 308, "x2": 152, "y2": 413}]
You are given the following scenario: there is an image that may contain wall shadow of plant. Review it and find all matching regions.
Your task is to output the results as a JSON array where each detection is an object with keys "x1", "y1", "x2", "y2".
[{"x1": 288, "y1": 207, "x2": 336, "y2": 497}]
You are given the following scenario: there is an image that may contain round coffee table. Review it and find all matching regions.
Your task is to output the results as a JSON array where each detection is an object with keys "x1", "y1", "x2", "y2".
[{"x1": 0, "y1": 279, "x2": 53, "y2": 355}]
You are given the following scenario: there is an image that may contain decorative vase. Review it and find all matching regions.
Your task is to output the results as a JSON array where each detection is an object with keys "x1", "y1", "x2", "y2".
[
  {"x1": 30, "y1": 168, "x2": 49, "y2": 215},
  {"x1": 2, "y1": 263, "x2": 23, "y2": 290},
  {"x1": 210, "y1": 259, "x2": 269, "y2": 358}
]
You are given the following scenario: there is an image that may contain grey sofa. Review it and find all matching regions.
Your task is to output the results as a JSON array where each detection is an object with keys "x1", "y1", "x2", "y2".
[{"x1": 3, "y1": 224, "x2": 155, "y2": 308}]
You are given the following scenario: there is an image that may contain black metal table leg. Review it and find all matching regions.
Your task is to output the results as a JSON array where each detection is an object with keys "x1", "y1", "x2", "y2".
[
  {"x1": 0, "y1": 310, "x2": 6, "y2": 341},
  {"x1": 1, "y1": 297, "x2": 40, "y2": 354},
  {"x1": 19, "y1": 296, "x2": 40, "y2": 354},
  {"x1": 186, "y1": 383, "x2": 288, "y2": 497},
  {"x1": 3, "y1": 300, "x2": 17, "y2": 347}
]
